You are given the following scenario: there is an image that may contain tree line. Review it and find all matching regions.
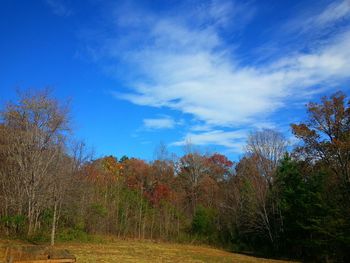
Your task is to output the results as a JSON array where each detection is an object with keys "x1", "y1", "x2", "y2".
[{"x1": 0, "y1": 89, "x2": 349, "y2": 262}]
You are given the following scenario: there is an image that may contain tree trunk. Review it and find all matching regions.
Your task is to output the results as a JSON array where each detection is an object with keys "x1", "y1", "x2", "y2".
[{"x1": 50, "y1": 200, "x2": 58, "y2": 246}]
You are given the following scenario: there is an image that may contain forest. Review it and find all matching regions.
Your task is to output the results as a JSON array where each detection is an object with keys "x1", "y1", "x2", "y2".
[{"x1": 0, "y1": 89, "x2": 349, "y2": 262}]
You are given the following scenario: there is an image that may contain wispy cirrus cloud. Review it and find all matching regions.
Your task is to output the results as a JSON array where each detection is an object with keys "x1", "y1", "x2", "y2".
[
  {"x1": 288, "y1": 0, "x2": 350, "y2": 34},
  {"x1": 172, "y1": 129, "x2": 247, "y2": 152},
  {"x1": 143, "y1": 116, "x2": 177, "y2": 130},
  {"x1": 45, "y1": 0, "x2": 72, "y2": 17},
  {"x1": 116, "y1": 10, "x2": 350, "y2": 121},
  {"x1": 312, "y1": 0, "x2": 350, "y2": 27},
  {"x1": 85, "y1": 0, "x2": 350, "y2": 152}
]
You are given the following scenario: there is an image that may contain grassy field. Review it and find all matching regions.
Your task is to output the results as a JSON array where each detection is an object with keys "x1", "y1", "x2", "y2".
[{"x1": 0, "y1": 238, "x2": 295, "y2": 263}]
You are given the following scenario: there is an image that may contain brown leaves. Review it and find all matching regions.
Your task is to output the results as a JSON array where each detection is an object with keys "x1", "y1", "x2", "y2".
[{"x1": 291, "y1": 91, "x2": 350, "y2": 183}]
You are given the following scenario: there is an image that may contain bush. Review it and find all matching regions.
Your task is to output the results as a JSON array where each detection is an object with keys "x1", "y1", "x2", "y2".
[
  {"x1": 191, "y1": 206, "x2": 218, "y2": 243},
  {"x1": 0, "y1": 215, "x2": 26, "y2": 235},
  {"x1": 57, "y1": 227, "x2": 90, "y2": 242}
]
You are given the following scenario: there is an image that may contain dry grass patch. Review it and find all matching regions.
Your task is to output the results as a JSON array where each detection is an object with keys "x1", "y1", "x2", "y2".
[
  {"x1": 0, "y1": 239, "x2": 297, "y2": 263},
  {"x1": 56, "y1": 240, "x2": 295, "y2": 263}
]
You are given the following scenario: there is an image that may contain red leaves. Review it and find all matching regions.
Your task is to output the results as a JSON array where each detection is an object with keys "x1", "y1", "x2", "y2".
[
  {"x1": 208, "y1": 153, "x2": 234, "y2": 168},
  {"x1": 83, "y1": 156, "x2": 122, "y2": 186},
  {"x1": 123, "y1": 158, "x2": 150, "y2": 189},
  {"x1": 82, "y1": 152, "x2": 234, "y2": 210},
  {"x1": 205, "y1": 153, "x2": 234, "y2": 182},
  {"x1": 145, "y1": 183, "x2": 171, "y2": 206}
]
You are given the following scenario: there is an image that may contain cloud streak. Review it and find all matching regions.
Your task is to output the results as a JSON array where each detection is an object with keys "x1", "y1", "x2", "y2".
[
  {"x1": 86, "y1": 0, "x2": 350, "y2": 150},
  {"x1": 143, "y1": 117, "x2": 177, "y2": 130},
  {"x1": 172, "y1": 129, "x2": 247, "y2": 152},
  {"x1": 45, "y1": 0, "x2": 72, "y2": 16},
  {"x1": 289, "y1": 0, "x2": 350, "y2": 34}
]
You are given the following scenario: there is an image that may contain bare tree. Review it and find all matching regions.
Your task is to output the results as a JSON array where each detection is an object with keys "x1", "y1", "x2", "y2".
[
  {"x1": 238, "y1": 129, "x2": 288, "y2": 246},
  {"x1": 178, "y1": 143, "x2": 210, "y2": 216},
  {"x1": 246, "y1": 129, "x2": 287, "y2": 186},
  {"x1": 0, "y1": 89, "x2": 70, "y2": 238}
]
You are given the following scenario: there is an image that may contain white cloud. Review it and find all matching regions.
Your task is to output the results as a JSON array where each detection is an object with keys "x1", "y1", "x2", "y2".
[
  {"x1": 193, "y1": 0, "x2": 255, "y2": 29},
  {"x1": 87, "y1": 0, "x2": 350, "y2": 151},
  {"x1": 301, "y1": 0, "x2": 350, "y2": 32},
  {"x1": 316, "y1": 0, "x2": 350, "y2": 25},
  {"x1": 283, "y1": 0, "x2": 350, "y2": 39},
  {"x1": 172, "y1": 130, "x2": 247, "y2": 153},
  {"x1": 143, "y1": 117, "x2": 176, "y2": 130},
  {"x1": 120, "y1": 28, "x2": 350, "y2": 127}
]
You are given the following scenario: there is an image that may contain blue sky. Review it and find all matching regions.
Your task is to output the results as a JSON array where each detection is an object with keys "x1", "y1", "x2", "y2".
[{"x1": 1, "y1": 0, "x2": 350, "y2": 161}]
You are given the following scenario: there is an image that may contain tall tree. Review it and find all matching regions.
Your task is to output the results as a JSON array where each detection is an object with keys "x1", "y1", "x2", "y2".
[
  {"x1": 292, "y1": 91, "x2": 350, "y2": 185},
  {"x1": 178, "y1": 153, "x2": 209, "y2": 216},
  {"x1": 0, "y1": 89, "x2": 70, "y2": 237},
  {"x1": 246, "y1": 129, "x2": 287, "y2": 186}
]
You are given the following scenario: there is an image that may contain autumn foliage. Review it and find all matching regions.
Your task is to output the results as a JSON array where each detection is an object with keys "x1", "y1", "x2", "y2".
[{"x1": 0, "y1": 90, "x2": 349, "y2": 262}]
